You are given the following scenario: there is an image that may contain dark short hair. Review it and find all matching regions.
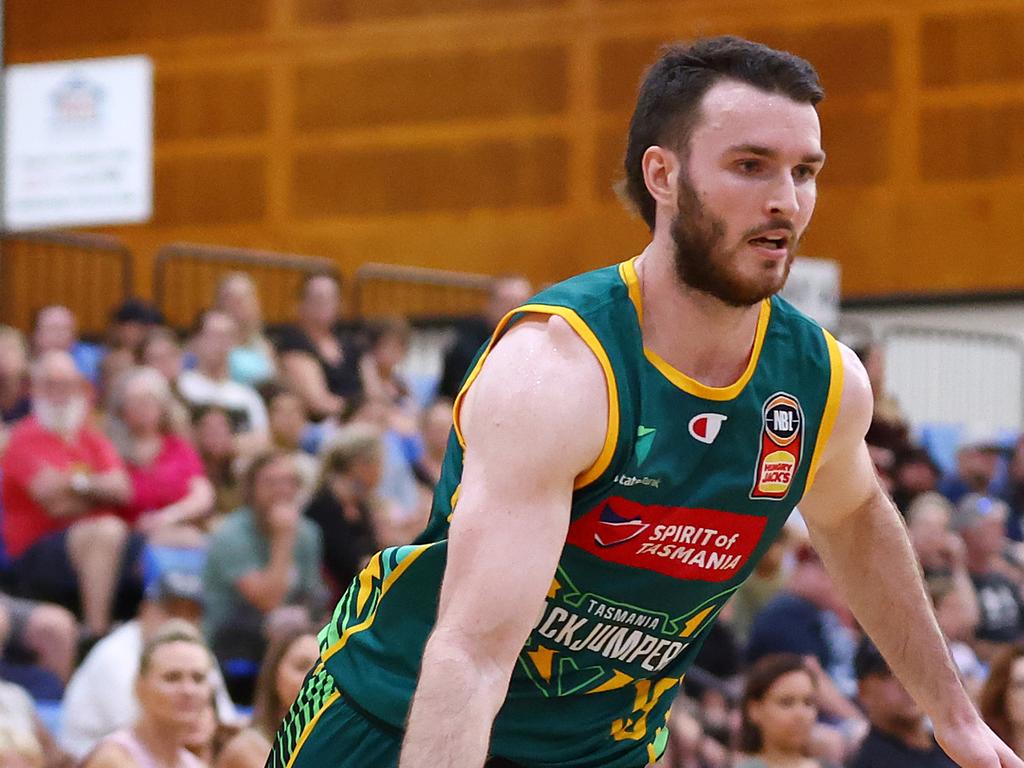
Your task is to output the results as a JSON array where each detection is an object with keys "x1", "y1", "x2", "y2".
[
  {"x1": 623, "y1": 36, "x2": 824, "y2": 230},
  {"x1": 854, "y1": 637, "x2": 891, "y2": 681},
  {"x1": 737, "y1": 653, "x2": 815, "y2": 754}
]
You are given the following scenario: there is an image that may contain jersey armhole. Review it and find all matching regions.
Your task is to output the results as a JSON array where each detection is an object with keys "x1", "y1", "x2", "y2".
[
  {"x1": 805, "y1": 329, "x2": 845, "y2": 491},
  {"x1": 451, "y1": 303, "x2": 620, "y2": 491}
]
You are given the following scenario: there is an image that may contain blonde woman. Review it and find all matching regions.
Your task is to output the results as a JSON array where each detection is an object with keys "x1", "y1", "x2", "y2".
[
  {"x1": 82, "y1": 620, "x2": 211, "y2": 768},
  {"x1": 214, "y1": 273, "x2": 276, "y2": 388}
]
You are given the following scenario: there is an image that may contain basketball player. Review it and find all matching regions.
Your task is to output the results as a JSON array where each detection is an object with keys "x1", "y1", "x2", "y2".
[{"x1": 269, "y1": 37, "x2": 1021, "y2": 768}]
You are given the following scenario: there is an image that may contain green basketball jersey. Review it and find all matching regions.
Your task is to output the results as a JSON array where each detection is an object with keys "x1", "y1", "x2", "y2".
[{"x1": 319, "y1": 257, "x2": 843, "y2": 767}]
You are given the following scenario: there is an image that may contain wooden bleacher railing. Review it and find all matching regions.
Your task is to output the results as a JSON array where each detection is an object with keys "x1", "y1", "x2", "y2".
[
  {"x1": 353, "y1": 262, "x2": 494, "y2": 322},
  {"x1": 0, "y1": 231, "x2": 133, "y2": 337},
  {"x1": 153, "y1": 243, "x2": 340, "y2": 330}
]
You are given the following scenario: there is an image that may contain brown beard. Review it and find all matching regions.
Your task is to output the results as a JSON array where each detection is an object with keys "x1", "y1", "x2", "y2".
[{"x1": 670, "y1": 173, "x2": 797, "y2": 307}]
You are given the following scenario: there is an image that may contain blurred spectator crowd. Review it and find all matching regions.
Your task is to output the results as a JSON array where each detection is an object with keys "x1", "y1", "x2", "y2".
[{"x1": 0, "y1": 273, "x2": 1023, "y2": 768}]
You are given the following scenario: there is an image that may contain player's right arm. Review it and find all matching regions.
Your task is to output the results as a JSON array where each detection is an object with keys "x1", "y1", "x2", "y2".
[{"x1": 399, "y1": 314, "x2": 609, "y2": 768}]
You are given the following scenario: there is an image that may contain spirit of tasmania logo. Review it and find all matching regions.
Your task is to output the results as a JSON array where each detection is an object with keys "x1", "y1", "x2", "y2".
[
  {"x1": 565, "y1": 498, "x2": 767, "y2": 582},
  {"x1": 749, "y1": 392, "x2": 804, "y2": 500}
]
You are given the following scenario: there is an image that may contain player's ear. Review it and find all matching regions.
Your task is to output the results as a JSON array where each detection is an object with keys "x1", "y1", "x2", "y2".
[{"x1": 641, "y1": 145, "x2": 680, "y2": 210}]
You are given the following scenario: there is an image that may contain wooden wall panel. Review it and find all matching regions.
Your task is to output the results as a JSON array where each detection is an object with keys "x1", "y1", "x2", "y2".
[
  {"x1": 291, "y1": 137, "x2": 569, "y2": 217},
  {"x1": 6, "y1": 0, "x2": 269, "y2": 50},
  {"x1": 294, "y1": 0, "x2": 566, "y2": 26},
  {"x1": 922, "y1": 9, "x2": 1024, "y2": 87},
  {"x1": 293, "y1": 46, "x2": 569, "y2": 130},
  {"x1": 920, "y1": 103, "x2": 1024, "y2": 181},
  {"x1": 156, "y1": 68, "x2": 270, "y2": 141},
  {"x1": 154, "y1": 155, "x2": 268, "y2": 226},
  {"x1": 742, "y1": 22, "x2": 894, "y2": 98},
  {"x1": 5, "y1": 0, "x2": 1024, "y2": 303}
]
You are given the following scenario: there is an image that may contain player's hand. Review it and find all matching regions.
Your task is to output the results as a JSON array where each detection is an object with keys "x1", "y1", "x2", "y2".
[{"x1": 934, "y1": 716, "x2": 1024, "y2": 767}]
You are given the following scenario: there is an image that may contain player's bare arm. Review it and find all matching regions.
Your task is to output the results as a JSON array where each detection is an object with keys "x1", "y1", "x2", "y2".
[
  {"x1": 798, "y1": 343, "x2": 1023, "y2": 768},
  {"x1": 399, "y1": 314, "x2": 609, "y2": 768}
]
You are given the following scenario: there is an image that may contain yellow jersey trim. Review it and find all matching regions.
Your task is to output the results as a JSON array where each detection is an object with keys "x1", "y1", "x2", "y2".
[
  {"x1": 618, "y1": 257, "x2": 771, "y2": 402},
  {"x1": 322, "y1": 543, "x2": 435, "y2": 662},
  {"x1": 805, "y1": 329, "x2": 845, "y2": 491},
  {"x1": 452, "y1": 303, "x2": 620, "y2": 491},
  {"x1": 284, "y1": 690, "x2": 341, "y2": 768}
]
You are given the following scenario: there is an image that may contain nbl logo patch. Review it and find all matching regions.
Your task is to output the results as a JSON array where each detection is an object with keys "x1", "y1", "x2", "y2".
[{"x1": 750, "y1": 392, "x2": 804, "y2": 500}]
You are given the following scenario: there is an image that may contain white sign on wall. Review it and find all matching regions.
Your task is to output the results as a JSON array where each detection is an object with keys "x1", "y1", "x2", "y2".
[
  {"x1": 779, "y1": 256, "x2": 841, "y2": 330},
  {"x1": 4, "y1": 55, "x2": 153, "y2": 230}
]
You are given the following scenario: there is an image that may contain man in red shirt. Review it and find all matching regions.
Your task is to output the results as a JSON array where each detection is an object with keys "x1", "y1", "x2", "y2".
[{"x1": 1, "y1": 350, "x2": 139, "y2": 637}]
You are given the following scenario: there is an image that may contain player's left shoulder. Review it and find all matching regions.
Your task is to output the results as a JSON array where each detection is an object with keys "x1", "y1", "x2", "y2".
[{"x1": 823, "y1": 339, "x2": 873, "y2": 456}]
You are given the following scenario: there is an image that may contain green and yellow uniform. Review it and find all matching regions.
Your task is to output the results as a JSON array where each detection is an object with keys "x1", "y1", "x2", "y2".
[{"x1": 270, "y1": 257, "x2": 843, "y2": 768}]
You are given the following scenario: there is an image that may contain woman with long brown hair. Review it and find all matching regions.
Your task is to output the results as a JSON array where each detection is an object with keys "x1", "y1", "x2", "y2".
[
  {"x1": 215, "y1": 625, "x2": 320, "y2": 768},
  {"x1": 735, "y1": 653, "x2": 838, "y2": 768}
]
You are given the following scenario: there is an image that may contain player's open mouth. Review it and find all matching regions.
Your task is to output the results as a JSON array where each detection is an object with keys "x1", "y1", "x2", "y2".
[{"x1": 747, "y1": 235, "x2": 789, "y2": 251}]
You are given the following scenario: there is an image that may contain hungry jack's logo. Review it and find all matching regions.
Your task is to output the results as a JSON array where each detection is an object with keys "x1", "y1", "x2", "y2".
[{"x1": 750, "y1": 392, "x2": 804, "y2": 500}]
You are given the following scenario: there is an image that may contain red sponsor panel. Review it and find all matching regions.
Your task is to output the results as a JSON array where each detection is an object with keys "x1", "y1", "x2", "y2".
[{"x1": 566, "y1": 497, "x2": 768, "y2": 582}]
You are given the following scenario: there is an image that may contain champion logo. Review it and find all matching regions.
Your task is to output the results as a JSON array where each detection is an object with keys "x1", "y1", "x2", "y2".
[{"x1": 688, "y1": 413, "x2": 728, "y2": 445}]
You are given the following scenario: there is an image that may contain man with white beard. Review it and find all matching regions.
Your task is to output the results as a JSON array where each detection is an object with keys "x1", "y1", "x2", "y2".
[{"x1": 1, "y1": 351, "x2": 138, "y2": 640}]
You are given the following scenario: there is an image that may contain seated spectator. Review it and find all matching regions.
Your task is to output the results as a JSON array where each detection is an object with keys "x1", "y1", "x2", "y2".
[
  {"x1": 193, "y1": 406, "x2": 244, "y2": 518},
  {"x1": 734, "y1": 653, "x2": 838, "y2": 768},
  {"x1": 31, "y1": 305, "x2": 104, "y2": 385},
  {"x1": 848, "y1": 639, "x2": 956, "y2": 767},
  {"x1": 1, "y1": 351, "x2": 141, "y2": 638},
  {"x1": 979, "y1": 642, "x2": 1024, "y2": 756},
  {"x1": 893, "y1": 447, "x2": 942, "y2": 513},
  {"x1": 215, "y1": 273, "x2": 277, "y2": 388},
  {"x1": 96, "y1": 347, "x2": 135, "y2": 416},
  {"x1": 413, "y1": 397, "x2": 452, "y2": 488},
  {"x1": 347, "y1": 396, "x2": 422, "y2": 526},
  {"x1": 107, "y1": 367, "x2": 214, "y2": 545},
  {"x1": 306, "y1": 425, "x2": 420, "y2": 599},
  {"x1": 142, "y1": 328, "x2": 185, "y2": 388},
  {"x1": 746, "y1": 545, "x2": 861, "y2": 722},
  {"x1": 730, "y1": 526, "x2": 793, "y2": 649},
  {"x1": 81, "y1": 620, "x2": 210, "y2": 768},
  {"x1": 215, "y1": 624, "x2": 319, "y2": 768},
  {"x1": 955, "y1": 494, "x2": 1024, "y2": 660},
  {"x1": 940, "y1": 436, "x2": 1004, "y2": 505},
  {"x1": 928, "y1": 577, "x2": 985, "y2": 698},
  {"x1": 905, "y1": 492, "x2": 980, "y2": 634},
  {"x1": 106, "y1": 300, "x2": 164, "y2": 361},
  {"x1": 275, "y1": 273, "x2": 361, "y2": 421},
  {"x1": 265, "y1": 387, "x2": 318, "y2": 506},
  {"x1": 438, "y1": 274, "x2": 532, "y2": 400},
  {"x1": 0, "y1": 592, "x2": 77, "y2": 692},
  {"x1": 0, "y1": 675, "x2": 66, "y2": 768},
  {"x1": 179, "y1": 310, "x2": 270, "y2": 457},
  {"x1": 1003, "y1": 435, "x2": 1024, "y2": 542},
  {"x1": 0, "y1": 326, "x2": 31, "y2": 430},
  {"x1": 359, "y1": 316, "x2": 413, "y2": 410},
  {"x1": 203, "y1": 452, "x2": 323, "y2": 669},
  {"x1": 61, "y1": 570, "x2": 237, "y2": 761}
]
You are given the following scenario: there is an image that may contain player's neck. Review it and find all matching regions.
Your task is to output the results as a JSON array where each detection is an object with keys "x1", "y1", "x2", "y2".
[{"x1": 635, "y1": 244, "x2": 764, "y2": 389}]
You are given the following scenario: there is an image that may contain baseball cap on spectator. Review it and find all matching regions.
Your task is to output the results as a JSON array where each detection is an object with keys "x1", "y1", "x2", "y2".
[
  {"x1": 952, "y1": 493, "x2": 1009, "y2": 533},
  {"x1": 854, "y1": 637, "x2": 891, "y2": 680},
  {"x1": 111, "y1": 298, "x2": 164, "y2": 326},
  {"x1": 145, "y1": 568, "x2": 204, "y2": 605}
]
